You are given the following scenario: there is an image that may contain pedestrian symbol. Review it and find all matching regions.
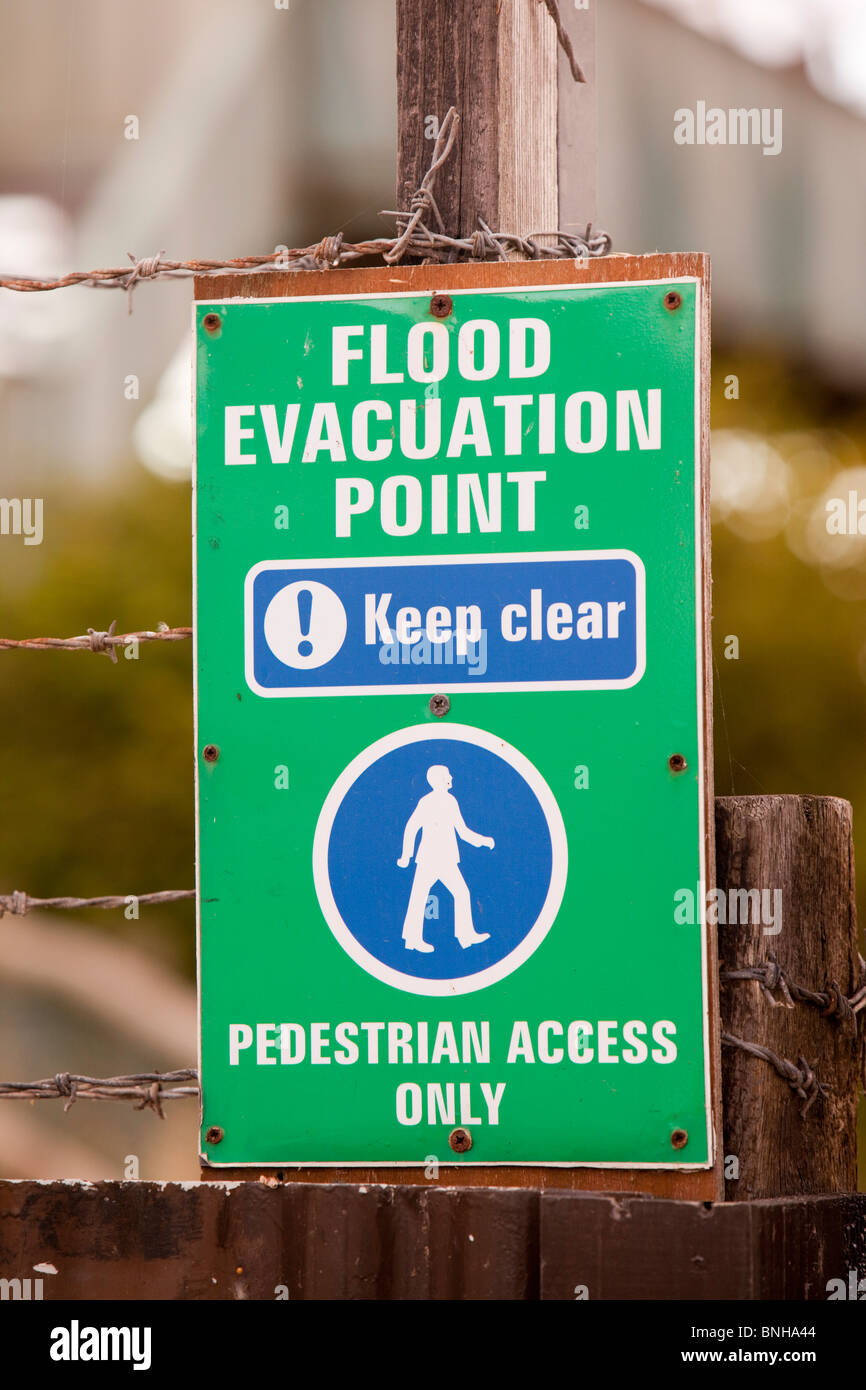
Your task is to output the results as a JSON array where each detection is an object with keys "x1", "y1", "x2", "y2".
[
  {"x1": 398, "y1": 765, "x2": 494, "y2": 953},
  {"x1": 313, "y1": 724, "x2": 568, "y2": 996}
]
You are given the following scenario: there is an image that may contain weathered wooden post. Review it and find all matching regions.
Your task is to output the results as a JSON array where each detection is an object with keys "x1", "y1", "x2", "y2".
[
  {"x1": 396, "y1": 0, "x2": 596, "y2": 241},
  {"x1": 717, "y1": 795, "x2": 864, "y2": 1199}
]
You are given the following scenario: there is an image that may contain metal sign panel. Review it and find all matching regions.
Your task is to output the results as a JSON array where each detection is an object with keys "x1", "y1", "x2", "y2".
[{"x1": 194, "y1": 271, "x2": 712, "y2": 1170}]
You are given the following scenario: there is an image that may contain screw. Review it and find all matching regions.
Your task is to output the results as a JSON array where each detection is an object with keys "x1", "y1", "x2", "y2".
[
  {"x1": 203, "y1": 744, "x2": 220, "y2": 763},
  {"x1": 206, "y1": 1125, "x2": 224, "y2": 1145},
  {"x1": 671, "y1": 1128, "x2": 688, "y2": 1150},
  {"x1": 664, "y1": 291, "x2": 682, "y2": 312},
  {"x1": 668, "y1": 753, "x2": 687, "y2": 773},
  {"x1": 202, "y1": 312, "x2": 221, "y2": 333},
  {"x1": 430, "y1": 293, "x2": 453, "y2": 319},
  {"x1": 429, "y1": 693, "x2": 450, "y2": 717},
  {"x1": 449, "y1": 1127, "x2": 472, "y2": 1153}
]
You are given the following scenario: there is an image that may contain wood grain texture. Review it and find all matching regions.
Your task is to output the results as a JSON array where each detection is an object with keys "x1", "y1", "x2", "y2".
[
  {"x1": 497, "y1": 0, "x2": 558, "y2": 238},
  {"x1": 539, "y1": 1191, "x2": 866, "y2": 1300},
  {"x1": 195, "y1": 255, "x2": 719, "y2": 1198},
  {"x1": 717, "y1": 795, "x2": 864, "y2": 1200},
  {"x1": 0, "y1": 1179, "x2": 536, "y2": 1300},
  {"x1": 396, "y1": 1, "x2": 595, "y2": 240},
  {"x1": 1, "y1": 1180, "x2": 864, "y2": 1299},
  {"x1": 396, "y1": 0, "x2": 501, "y2": 237}
]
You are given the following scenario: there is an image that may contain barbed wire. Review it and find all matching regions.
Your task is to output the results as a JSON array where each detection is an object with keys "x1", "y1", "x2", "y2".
[
  {"x1": 0, "y1": 889, "x2": 195, "y2": 918},
  {"x1": 721, "y1": 954, "x2": 866, "y2": 1033},
  {"x1": 0, "y1": 1043, "x2": 841, "y2": 1120},
  {"x1": 538, "y1": 0, "x2": 586, "y2": 83},
  {"x1": 721, "y1": 1033, "x2": 830, "y2": 1117},
  {"x1": 0, "y1": 622, "x2": 191, "y2": 661},
  {"x1": 0, "y1": 110, "x2": 611, "y2": 310},
  {"x1": 0, "y1": 1071, "x2": 199, "y2": 1116}
]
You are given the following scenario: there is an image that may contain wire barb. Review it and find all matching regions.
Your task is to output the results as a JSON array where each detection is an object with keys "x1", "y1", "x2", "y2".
[
  {"x1": 0, "y1": 1070, "x2": 199, "y2": 1113},
  {"x1": 721, "y1": 953, "x2": 861, "y2": 1033},
  {"x1": 124, "y1": 250, "x2": 166, "y2": 312},
  {"x1": 0, "y1": 625, "x2": 191, "y2": 655},
  {"x1": 0, "y1": 889, "x2": 195, "y2": 917},
  {"x1": 384, "y1": 107, "x2": 460, "y2": 264},
  {"x1": 721, "y1": 1032, "x2": 831, "y2": 1117}
]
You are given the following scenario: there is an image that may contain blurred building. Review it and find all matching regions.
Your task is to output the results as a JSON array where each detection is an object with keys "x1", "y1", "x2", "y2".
[
  {"x1": 0, "y1": 0, "x2": 864, "y2": 482},
  {"x1": 0, "y1": 0, "x2": 395, "y2": 479},
  {"x1": 600, "y1": 0, "x2": 866, "y2": 389}
]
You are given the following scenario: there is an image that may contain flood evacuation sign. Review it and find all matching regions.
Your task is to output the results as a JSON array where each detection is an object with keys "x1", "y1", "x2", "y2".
[{"x1": 194, "y1": 270, "x2": 712, "y2": 1170}]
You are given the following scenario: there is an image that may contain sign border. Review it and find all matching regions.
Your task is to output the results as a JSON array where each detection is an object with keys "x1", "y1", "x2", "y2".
[{"x1": 194, "y1": 256, "x2": 719, "y2": 1191}]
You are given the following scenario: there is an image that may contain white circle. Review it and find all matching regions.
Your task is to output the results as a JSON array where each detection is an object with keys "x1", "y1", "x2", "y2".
[
  {"x1": 263, "y1": 580, "x2": 347, "y2": 670},
  {"x1": 312, "y1": 723, "x2": 568, "y2": 997}
]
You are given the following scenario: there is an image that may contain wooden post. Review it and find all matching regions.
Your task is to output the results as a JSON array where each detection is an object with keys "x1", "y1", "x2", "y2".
[
  {"x1": 717, "y1": 795, "x2": 864, "y2": 1200},
  {"x1": 396, "y1": 0, "x2": 596, "y2": 241}
]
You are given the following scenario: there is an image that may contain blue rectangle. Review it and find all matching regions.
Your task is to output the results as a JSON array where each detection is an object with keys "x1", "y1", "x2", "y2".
[{"x1": 244, "y1": 551, "x2": 645, "y2": 696}]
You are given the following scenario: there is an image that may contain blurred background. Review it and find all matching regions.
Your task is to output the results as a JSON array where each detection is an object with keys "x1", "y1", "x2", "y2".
[{"x1": 0, "y1": 0, "x2": 865, "y2": 1183}]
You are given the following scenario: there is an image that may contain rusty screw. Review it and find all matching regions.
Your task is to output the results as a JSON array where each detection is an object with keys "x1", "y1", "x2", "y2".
[
  {"x1": 449, "y1": 1127, "x2": 472, "y2": 1153},
  {"x1": 429, "y1": 693, "x2": 450, "y2": 718},
  {"x1": 203, "y1": 744, "x2": 220, "y2": 763},
  {"x1": 206, "y1": 1125, "x2": 224, "y2": 1145},
  {"x1": 202, "y1": 312, "x2": 221, "y2": 333},
  {"x1": 663, "y1": 291, "x2": 682, "y2": 312},
  {"x1": 430, "y1": 293, "x2": 453, "y2": 319},
  {"x1": 670, "y1": 1128, "x2": 688, "y2": 1150},
  {"x1": 668, "y1": 752, "x2": 687, "y2": 773}
]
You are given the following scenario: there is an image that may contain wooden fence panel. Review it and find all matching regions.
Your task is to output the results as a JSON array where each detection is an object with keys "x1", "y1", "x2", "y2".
[{"x1": 1, "y1": 1181, "x2": 864, "y2": 1300}]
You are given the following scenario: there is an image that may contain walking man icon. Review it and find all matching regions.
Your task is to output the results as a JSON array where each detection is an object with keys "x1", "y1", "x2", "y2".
[
  {"x1": 397, "y1": 765, "x2": 495, "y2": 953},
  {"x1": 315, "y1": 724, "x2": 566, "y2": 994}
]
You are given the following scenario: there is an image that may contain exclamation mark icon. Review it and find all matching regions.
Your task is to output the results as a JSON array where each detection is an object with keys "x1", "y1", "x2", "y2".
[
  {"x1": 263, "y1": 578, "x2": 348, "y2": 671},
  {"x1": 296, "y1": 587, "x2": 314, "y2": 658}
]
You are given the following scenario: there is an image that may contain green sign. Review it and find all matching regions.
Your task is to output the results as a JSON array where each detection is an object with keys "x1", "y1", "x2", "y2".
[{"x1": 195, "y1": 274, "x2": 711, "y2": 1169}]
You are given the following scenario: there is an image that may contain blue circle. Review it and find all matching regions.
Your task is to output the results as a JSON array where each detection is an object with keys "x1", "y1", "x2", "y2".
[{"x1": 326, "y1": 738, "x2": 553, "y2": 981}]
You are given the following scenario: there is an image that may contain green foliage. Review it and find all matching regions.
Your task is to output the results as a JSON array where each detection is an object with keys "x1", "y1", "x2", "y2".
[
  {"x1": 711, "y1": 354, "x2": 866, "y2": 836},
  {"x1": 0, "y1": 471, "x2": 195, "y2": 972}
]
